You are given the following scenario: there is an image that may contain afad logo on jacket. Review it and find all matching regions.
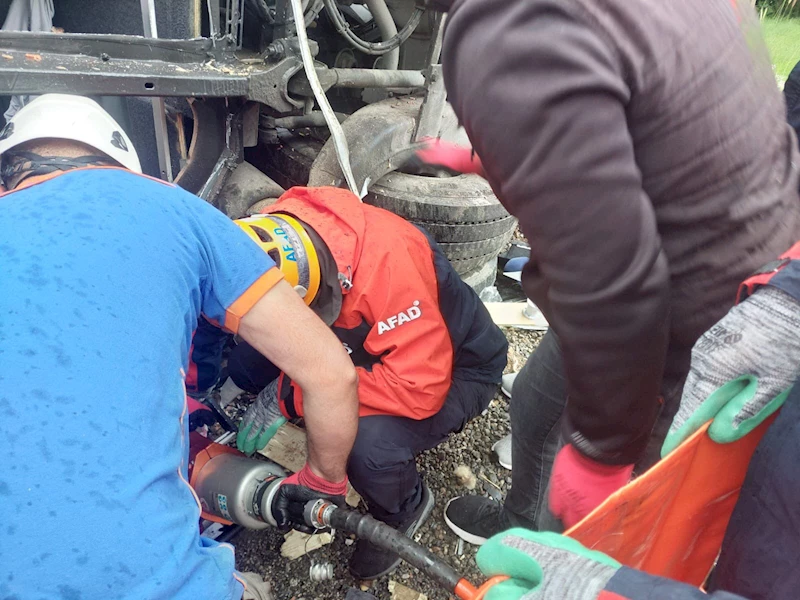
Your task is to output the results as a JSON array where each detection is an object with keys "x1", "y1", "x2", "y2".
[{"x1": 377, "y1": 301, "x2": 422, "y2": 335}]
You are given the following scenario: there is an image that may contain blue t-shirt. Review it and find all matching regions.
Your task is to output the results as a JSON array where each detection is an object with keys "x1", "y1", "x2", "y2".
[{"x1": 0, "y1": 169, "x2": 277, "y2": 600}]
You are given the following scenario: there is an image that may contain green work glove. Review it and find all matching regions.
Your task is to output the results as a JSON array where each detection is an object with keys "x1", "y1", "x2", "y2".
[
  {"x1": 476, "y1": 529, "x2": 620, "y2": 600},
  {"x1": 236, "y1": 379, "x2": 287, "y2": 455},
  {"x1": 662, "y1": 286, "x2": 800, "y2": 457}
]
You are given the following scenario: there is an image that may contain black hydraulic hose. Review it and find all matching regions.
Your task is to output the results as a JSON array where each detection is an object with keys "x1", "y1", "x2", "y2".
[
  {"x1": 327, "y1": 506, "x2": 462, "y2": 591},
  {"x1": 322, "y1": 0, "x2": 424, "y2": 56}
]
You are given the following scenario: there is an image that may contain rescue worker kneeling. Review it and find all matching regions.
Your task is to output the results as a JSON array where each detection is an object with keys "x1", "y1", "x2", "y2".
[{"x1": 203, "y1": 186, "x2": 508, "y2": 579}]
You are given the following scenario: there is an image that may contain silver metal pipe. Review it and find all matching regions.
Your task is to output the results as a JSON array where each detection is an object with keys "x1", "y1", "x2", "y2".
[
  {"x1": 365, "y1": 0, "x2": 399, "y2": 70},
  {"x1": 329, "y1": 68, "x2": 425, "y2": 88},
  {"x1": 273, "y1": 112, "x2": 346, "y2": 128}
]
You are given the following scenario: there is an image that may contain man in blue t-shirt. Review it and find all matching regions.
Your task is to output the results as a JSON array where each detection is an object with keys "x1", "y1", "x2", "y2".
[{"x1": 0, "y1": 94, "x2": 359, "y2": 600}]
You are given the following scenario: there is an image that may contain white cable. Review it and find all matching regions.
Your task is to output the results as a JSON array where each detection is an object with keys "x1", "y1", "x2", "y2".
[{"x1": 288, "y1": 0, "x2": 360, "y2": 197}]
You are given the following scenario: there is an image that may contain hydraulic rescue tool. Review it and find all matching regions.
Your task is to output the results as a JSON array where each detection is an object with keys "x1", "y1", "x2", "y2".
[{"x1": 190, "y1": 440, "x2": 507, "y2": 599}]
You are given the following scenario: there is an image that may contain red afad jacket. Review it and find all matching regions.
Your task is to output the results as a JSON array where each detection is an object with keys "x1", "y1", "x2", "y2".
[{"x1": 264, "y1": 187, "x2": 455, "y2": 421}]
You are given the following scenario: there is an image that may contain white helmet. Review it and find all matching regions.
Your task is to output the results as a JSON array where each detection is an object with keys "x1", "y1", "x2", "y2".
[{"x1": 0, "y1": 94, "x2": 141, "y2": 173}]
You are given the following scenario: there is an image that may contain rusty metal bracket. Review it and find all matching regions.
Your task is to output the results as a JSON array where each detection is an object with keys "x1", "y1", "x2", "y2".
[
  {"x1": 196, "y1": 104, "x2": 245, "y2": 203},
  {"x1": 174, "y1": 98, "x2": 228, "y2": 194},
  {"x1": 414, "y1": 12, "x2": 447, "y2": 141},
  {"x1": 414, "y1": 64, "x2": 445, "y2": 141}
]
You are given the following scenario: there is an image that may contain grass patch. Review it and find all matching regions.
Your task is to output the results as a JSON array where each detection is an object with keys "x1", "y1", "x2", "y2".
[{"x1": 761, "y1": 17, "x2": 800, "y2": 86}]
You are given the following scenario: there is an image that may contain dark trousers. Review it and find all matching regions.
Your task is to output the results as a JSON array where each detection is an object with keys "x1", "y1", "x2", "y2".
[
  {"x1": 505, "y1": 331, "x2": 565, "y2": 531},
  {"x1": 188, "y1": 317, "x2": 230, "y2": 394},
  {"x1": 506, "y1": 330, "x2": 683, "y2": 531},
  {"x1": 228, "y1": 341, "x2": 497, "y2": 524},
  {"x1": 708, "y1": 379, "x2": 800, "y2": 600},
  {"x1": 350, "y1": 377, "x2": 496, "y2": 524}
]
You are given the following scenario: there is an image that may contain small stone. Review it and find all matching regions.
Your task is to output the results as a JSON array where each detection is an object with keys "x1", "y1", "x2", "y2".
[{"x1": 454, "y1": 465, "x2": 477, "y2": 490}]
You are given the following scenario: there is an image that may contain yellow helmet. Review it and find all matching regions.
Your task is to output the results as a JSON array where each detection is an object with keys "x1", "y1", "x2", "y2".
[{"x1": 235, "y1": 213, "x2": 321, "y2": 305}]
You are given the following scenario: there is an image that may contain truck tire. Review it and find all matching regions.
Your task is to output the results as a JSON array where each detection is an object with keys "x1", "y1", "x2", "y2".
[
  {"x1": 409, "y1": 215, "x2": 518, "y2": 243},
  {"x1": 460, "y1": 259, "x2": 498, "y2": 295},
  {"x1": 250, "y1": 136, "x2": 516, "y2": 275},
  {"x1": 365, "y1": 171, "x2": 511, "y2": 226},
  {"x1": 365, "y1": 171, "x2": 516, "y2": 274}
]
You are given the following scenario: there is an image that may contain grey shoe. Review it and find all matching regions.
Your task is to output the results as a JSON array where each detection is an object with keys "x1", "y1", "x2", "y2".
[
  {"x1": 492, "y1": 433, "x2": 512, "y2": 470},
  {"x1": 501, "y1": 372, "x2": 518, "y2": 398}
]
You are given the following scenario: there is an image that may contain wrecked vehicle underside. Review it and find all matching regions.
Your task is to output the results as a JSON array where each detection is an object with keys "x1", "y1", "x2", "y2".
[{"x1": 0, "y1": 0, "x2": 515, "y2": 291}]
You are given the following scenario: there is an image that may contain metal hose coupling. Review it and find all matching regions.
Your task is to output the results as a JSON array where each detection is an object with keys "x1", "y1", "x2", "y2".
[
  {"x1": 300, "y1": 501, "x2": 510, "y2": 600},
  {"x1": 303, "y1": 499, "x2": 337, "y2": 530}
]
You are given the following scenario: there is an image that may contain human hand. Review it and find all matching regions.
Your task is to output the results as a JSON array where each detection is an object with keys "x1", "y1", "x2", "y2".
[
  {"x1": 548, "y1": 444, "x2": 632, "y2": 529},
  {"x1": 475, "y1": 528, "x2": 621, "y2": 600},
  {"x1": 404, "y1": 138, "x2": 485, "y2": 177},
  {"x1": 237, "y1": 379, "x2": 287, "y2": 455},
  {"x1": 271, "y1": 463, "x2": 347, "y2": 532},
  {"x1": 662, "y1": 286, "x2": 800, "y2": 456}
]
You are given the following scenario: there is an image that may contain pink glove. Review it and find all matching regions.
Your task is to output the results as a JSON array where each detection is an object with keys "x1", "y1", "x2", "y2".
[
  {"x1": 548, "y1": 444, "x2": 633, "y2": 528},
  {"x1": 415, "y1": 138, "x2": 485, "y2": 176},
  {"x1": 282, "y1": 463, "x2": 348, "y2": 496}
]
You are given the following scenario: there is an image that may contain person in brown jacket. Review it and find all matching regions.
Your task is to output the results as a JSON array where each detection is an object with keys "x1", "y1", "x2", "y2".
[{"x1": 425, "y1": 0, "x2": 800, "y2": 543}]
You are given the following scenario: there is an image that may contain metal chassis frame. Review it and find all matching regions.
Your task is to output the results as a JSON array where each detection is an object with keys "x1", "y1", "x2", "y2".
[
  {"x1": 0, "y1": 32, "x2": 306, "y2": 112},
  {"x1": 0, "y1": 26, "x2": 430, "y2": 195},
  {"x1": 0, "y1": 31, "x2": 424, "y2": 111}
]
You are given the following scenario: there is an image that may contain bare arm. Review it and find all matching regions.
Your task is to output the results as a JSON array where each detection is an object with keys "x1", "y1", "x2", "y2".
[{"x1": 238, "y1": 279, "x2": 358, "y2": 482}]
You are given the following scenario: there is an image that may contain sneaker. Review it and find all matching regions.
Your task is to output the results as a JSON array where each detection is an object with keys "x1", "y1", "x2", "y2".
[
  {"x1": 348, "y1": 484, "x2": 435, "y2": 580},
  {"x1": 443, "y1": 495, "x2": 511, "y2": 545},
  {"x1": 501, "y1": 372, "x2": 518, "y2": 398},
  {"x1": 492, "y1": 433, "x2": 512, "y2": 470}
]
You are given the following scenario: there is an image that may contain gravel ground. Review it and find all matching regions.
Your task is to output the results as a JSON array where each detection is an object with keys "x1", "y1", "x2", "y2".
[{"x1": 229, "y1": 325, "x2": 544, "y2": 600}]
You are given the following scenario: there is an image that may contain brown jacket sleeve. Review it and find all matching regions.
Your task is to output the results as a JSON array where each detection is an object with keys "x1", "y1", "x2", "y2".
[{"x1": 443, "y1": 0, "x2": 670, "y2": 464}]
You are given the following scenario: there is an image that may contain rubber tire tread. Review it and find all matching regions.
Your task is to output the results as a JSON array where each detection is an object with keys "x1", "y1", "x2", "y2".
[
  {"x1": 438, "y1": 229, "x2": 515, "y2": 261},
  {"x1": 410, "y1": 215, "x2": 517, "y2": 243},
  {"x1": 260, "y1": 137, "x2": 513, "y2": 276},
  {"x1": 460, "y1": 259, "x2": 498, "y2": 294},
  {"x1": 449, "y1": 252, "x2": 505, "y2": 275},
  {"x1": 366, "y1": 171, "x2": 510, "y2": 224}
]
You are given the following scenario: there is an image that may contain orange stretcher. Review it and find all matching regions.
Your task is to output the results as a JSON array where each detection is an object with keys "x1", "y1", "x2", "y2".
[{"x1": 564, "y1": 413, "x2": 778, "y2": 586}]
